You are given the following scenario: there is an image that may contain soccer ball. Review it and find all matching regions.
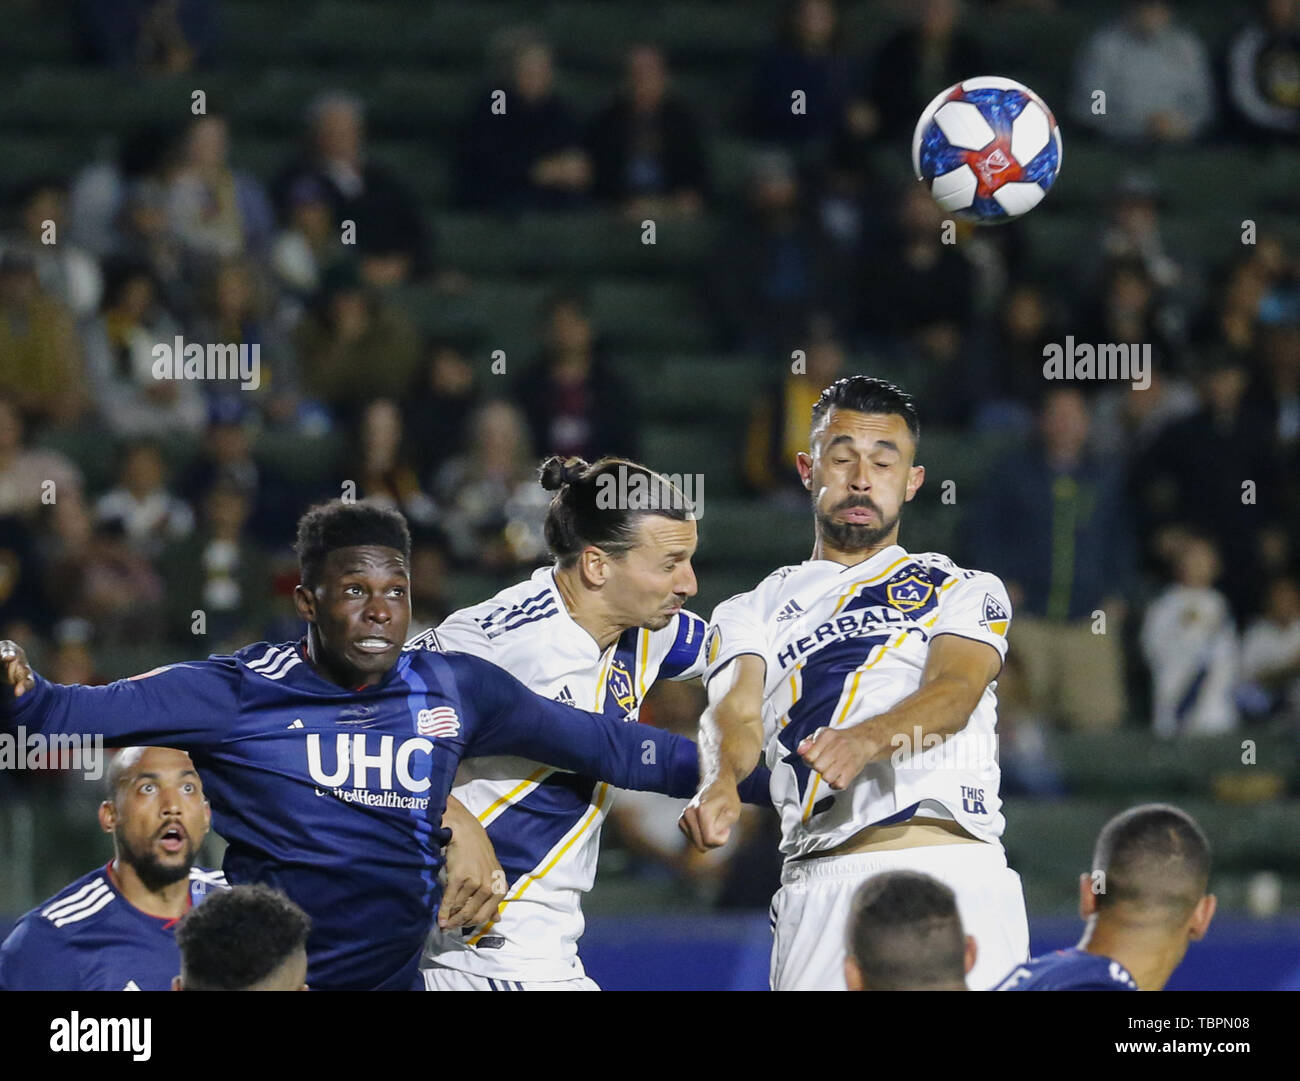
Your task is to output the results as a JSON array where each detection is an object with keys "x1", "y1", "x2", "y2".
[{"x1": 911, "y1": 76, "x2": 1062, "y2": 224}]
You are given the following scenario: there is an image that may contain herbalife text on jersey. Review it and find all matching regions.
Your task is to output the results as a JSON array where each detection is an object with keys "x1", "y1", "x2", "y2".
[
  {"x1": 0, "y1": 727, "x2": 103, "y2": 780},
  {"x1": 594, "y1": 465, "x2": 704, "y2": 519}
]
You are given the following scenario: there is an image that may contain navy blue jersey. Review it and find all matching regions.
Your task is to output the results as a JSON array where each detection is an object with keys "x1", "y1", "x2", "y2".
[
  {"x1": 3, "y1": 641, "x2": 702, "y2": 990},
  {"x1": 0, "y1": 864, "x2": 226, "y2": 991},
  {"x1": 995, "y1": 947, "x2": 1138, "y2": 991}
]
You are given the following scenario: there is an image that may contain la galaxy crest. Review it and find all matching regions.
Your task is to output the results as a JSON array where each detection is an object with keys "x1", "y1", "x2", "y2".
[
  {"x1": 885, "y1": 574, "x2": 933, "y2": 613},
  {"x1": 606, "y1": 659, "x2": 636, "y2": 712}
]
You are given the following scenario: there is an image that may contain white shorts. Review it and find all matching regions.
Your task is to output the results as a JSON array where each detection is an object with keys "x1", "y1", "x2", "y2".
[
  {"x1": 421, "y1": 964, "x2": 600, "y2": 991},
  {"x1": 769, "y1": 841, "x2": 1029, "y2": 991}
]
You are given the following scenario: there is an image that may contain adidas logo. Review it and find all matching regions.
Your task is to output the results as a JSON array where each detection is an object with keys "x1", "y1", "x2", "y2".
[
  {"x1": 775, "y1": 600, "x2": 805, "y2": 623},
  {"x1": 287, "y1": 719, "x2": 304, "y2": 729},
  {"x1": 554, "y1": 686, "x2": 575, "y2": 706}
]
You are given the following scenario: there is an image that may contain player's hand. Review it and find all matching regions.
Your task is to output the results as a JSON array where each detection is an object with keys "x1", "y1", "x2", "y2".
[
  {"x1": 0, "y1": 641, "x2": 35, "y2": 698},
  {"x1": 797, "y1": 724, "x2": 883, "y2": 791},
  {"x1": 678, "y1": 778, "x2": 741, "y2": 852},
  {"x1": 439, "y1": 798, "x2": 506, "y2": 930}
]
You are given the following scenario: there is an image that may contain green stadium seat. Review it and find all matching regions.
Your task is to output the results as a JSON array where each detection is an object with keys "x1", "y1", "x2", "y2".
[
  {"x1": 620, "y1": 353, "x2": 764, "y2": 420},
  {"x1": 253, "y1": 429, "x2": 347, "y2": 485},
  {"x1": 697, "y1": 498, "x2": 808, "y2": 568},
  {"x1": 588, "y1": 280, "x2": 712, "y2": 350}
]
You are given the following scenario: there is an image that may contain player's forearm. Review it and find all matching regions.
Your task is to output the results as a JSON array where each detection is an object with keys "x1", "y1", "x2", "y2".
[
  {"x1": 852, "y1": 674, "x2": 983, "y2": 762},
  {"x1": 698, "y1": 699, "x2": 763, "y2": 788}
]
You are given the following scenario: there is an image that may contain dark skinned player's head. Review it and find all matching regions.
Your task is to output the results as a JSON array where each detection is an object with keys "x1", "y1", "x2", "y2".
[
  {"x1": 293, "y1": 500, "x2": 412, "y2": 688},
  {"x1": 173, "y1": 884, "x2": 311, "y2": 991},
  {"x1": 1081, "y1": 803, "x2": 1216, "y2": 950},
  {"x1": 844, "y1": 870, "x2": 976, "y2": 991},
  {"x1": 99, "y1": 746, "x2": 210, "y2": 892}
]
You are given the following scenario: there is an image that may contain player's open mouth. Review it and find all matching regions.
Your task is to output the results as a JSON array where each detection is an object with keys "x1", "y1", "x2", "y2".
[
  {"x1": 157, "y1": 824, "x2": 186, "y2": 853},
  {"x1": 354, "y1": 637, "x2": 394, "y2": 654}
]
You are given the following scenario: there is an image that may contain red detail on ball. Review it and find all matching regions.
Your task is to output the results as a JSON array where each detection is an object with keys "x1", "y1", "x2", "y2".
[{"x1": 961, "y1": 132, "x2": 1022, "y2": 198}]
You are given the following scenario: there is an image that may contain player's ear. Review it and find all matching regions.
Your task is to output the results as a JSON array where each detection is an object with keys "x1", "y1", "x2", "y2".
[
  {"x1": 906, "y1": 463, "x2": 925, "y2": 501},
  {"x1": 1188, "y1": 893, "x2": 1217, "y2": 941},
  {"x1": 963, "y1": 934, "x2": 977, "y2": 977},
  {"x1": 795, "y1": 451, "x2": 813, "y2": 489},
  {"x1": 843, "y1": 956, "x2": 864, "y2": 991},
  {"x1": 579, "y1": 546, "x2": 608, "y2": 587},
  {"x1": 98, "y1": 799, "x2": 116, "y2": 834},
  {"x1": 292, "y1": 582, "x2": 317, "y2": 622},
  {"x1": 1078, "y1": 872, "x2": 1098, "y2": 919}
]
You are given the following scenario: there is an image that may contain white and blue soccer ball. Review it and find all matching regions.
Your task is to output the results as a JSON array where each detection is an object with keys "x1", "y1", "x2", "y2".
[{"x1": 911, "y1": 76, "x2": 1062, "y2": 224}]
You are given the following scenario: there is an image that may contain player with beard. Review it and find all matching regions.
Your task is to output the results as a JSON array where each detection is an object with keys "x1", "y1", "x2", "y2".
[
  {"x1": 0, "y1": 745, "x2": 227, "y2": 990},
  {"x1": 680, "y1": 376, "x2": 1030, "y2": 990}
]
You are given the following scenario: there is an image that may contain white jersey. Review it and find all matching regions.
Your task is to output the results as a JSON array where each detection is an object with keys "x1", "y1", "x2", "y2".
[
  {"x1": 705, "y1": 545, "x2": 1011, "y2": 860},
  {"x1": 409, "y1": 566, "x2": 707, "y2": 982}
]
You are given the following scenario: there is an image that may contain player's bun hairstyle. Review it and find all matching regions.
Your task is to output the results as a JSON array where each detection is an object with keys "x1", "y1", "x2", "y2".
[
  {"x1": 540, "y1": 455, "x2": 694, "y2": 568},
  {"x1": 811, "y1": 376, "x2": 920, "y2": 443},
  {"x1": 1091, "y1": 803, "x2": 1212, "y2": 920},
  {"x1": 176, "y1": 885, "x2": 311, "y2": 991},
  {"x1": 294, "y1": 499, "x2": 412, "y2": 587},
  {"x1": 847, "y1": 871, "x2": 966, "y2": 990}
]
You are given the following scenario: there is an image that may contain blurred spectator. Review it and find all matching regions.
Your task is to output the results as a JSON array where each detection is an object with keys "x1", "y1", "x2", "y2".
[
  {"x1": 1192, "y1": 255, "x2": 1272, "y2": 362},
  {"x1": 1138, "y1": 352, "x2": 1283, "y2": 616},
  {"x1": 1227, "y1": 0, "x2": 1300, "y2": 140},
  {"x1": 274, "y1": 93, "x2": 432, "y2": 286},
  {"x1": 455, "y1": 27, "x2": 591, "y2": 211},
  {"x1": 74, "y1": 0, "x2": 215, "y2": 73},
  {"x1": 712, "y1": 150, "x2": 840, "y2": 355},
  {"x1": 433, "y1": 401, "x2": 550, "y2": 569},
  {"x1": 167, "y1": 114, "x2": 275, "y2": 264},
  {"x1": 95, "y1": 440, "x2": 195, "y2": 559},
  {"x1": 0, "y1": 515, "x2": 52, "y2": 639},
  {"x1": 971, "y1": 282, "x2": 1062, "y2": 430},
  {"x1": 346, "y1": 398, "x2": 439, "y2": 534},
  {"x1": 68, "y1": 124, "x2": 179, "y2": 259},
  {"x1": 0, "y1": 253, "x2": 86, "y2": 429},
  {"x1": 993, "y1": 653, "x2": 1067, "y2": 798},
  {"x1": 586, "y1": 45, "x2": 710, "y2": 219},
  {"x1": 1089, "y1": 369, "x2": 1199, "y2": 464},
  {"x1": 71, "y1": 517, "x2": 165, "y2": 642},
  {"x1": 747, "y1": 0, "x2": 859, "y2": 147},
  {"x1": 1071, "y1": 1, "x2": 1216, "y2": 143},
  {"x1": 47, "y1": 618, "x2": 107, "y2": 687},
  {"x1": 294, "y1": 262, "x2": 420, "y2": 415},
  {"x1": 1077, "y1": 257, "x2": 1181, "y2": 372},
  {"x1": 862, "y1": 0, "x2": 984, "y2": 142},
  {"x1": 1095, "y1": 174, "x2": 1187, "y2": 296},
  {"x1": 1241, "y1": 574, "x2": 1300, "y2": 721},
  {"x1": 517, "y1": 290, "x2": 640, "y2": 461},
  {"x1": 403, "y1": 338, "x2": 481, "y2": 482},
  {"x1": 0, "y1": 395, "x2": 91, "y2": 554},
  {"x1": 116, "y1": 176, "x2": 192, "y2": 321},
  {"x1": 1141, "y1": 534, "x2": 1240, "y2": 737},
  {"x1": 1, "y1": 180, "x2": 103, "y2": 319},
  {"x1": 81, "y1": 259, "x2": 206, "y2": 438},
  {"x1": 966, "y1": 387, "x2": 1134, "y2": 730},
  {"x1": 270, "y1": 176, "x2": 338, "y2": 301},
  {"x1": 744, "y1": 314, "x2": 845, "y2": 497},
  {"x1": 158, "y1": 482, "x2": 269, "y2": 647},
  {"x1": 406, "y1": 540, "x2": 452, "y2": 640}
]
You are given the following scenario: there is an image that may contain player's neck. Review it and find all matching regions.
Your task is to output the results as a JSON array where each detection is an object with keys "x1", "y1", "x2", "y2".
[
  {"x1": 1078, "y1": 920, "x2": 1182, "y2": 991},
  {"x1": 109, "y1": 858, "x2": 192, "y2": 921},
  {"x1": 552, "y1": 566, "x2": 626, "y2": 652},
  {"x1": 809, "y1": 529, "x2": 901, "y2": 568}
]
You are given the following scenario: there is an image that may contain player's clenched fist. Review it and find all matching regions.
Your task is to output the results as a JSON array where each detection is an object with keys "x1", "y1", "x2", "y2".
[
  {"x1": 439, "y1": 797, "x2": 507, "y2": 930},
  {"x1": 0, "y1": 640, "x2": 35, "y2": 698},
  {"x1": 797, "y1": 724, "x2": 881, "y2": 791},
  {"x1": 678, "y1": 779, "x2": 740, "y2": 851}
]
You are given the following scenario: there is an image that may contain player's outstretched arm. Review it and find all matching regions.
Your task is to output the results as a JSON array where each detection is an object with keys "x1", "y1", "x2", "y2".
[
  {"x1": 453, "y1": 653, "x2": 700, "y2": 796},
  {"x1": 798, "y1": 633, "x2": 1001, "y2": 790},
  {"x1": 679, "y1": 654, "x2": 766, "y2": 852},
  {"x1": 0, "y1": 639, "x2": 239, "y2": 750},
  {"x1": 438, "y1": 796, "x2": 506, "y2": 931}
]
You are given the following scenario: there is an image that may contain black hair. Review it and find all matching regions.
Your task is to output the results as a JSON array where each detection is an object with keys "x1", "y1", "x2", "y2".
[
  {"x1": 175, "y1": 885, "x2": 311, "y2": 991},
  {"x1": 294, "y1": 499, "x2": 412, "y2": 588},
  {"x1": 1092, "y1": 803, "x2": 1212, "y2": 920},
  {"x1": 540, "y1": 455, "x2": 693, "y2": 568},
  {"x1": 810, "y1": 375, "x2": 920, "y2": 442},
  {"x1": 847, "y1": 871, "x2": 966, "y2": 990}
]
